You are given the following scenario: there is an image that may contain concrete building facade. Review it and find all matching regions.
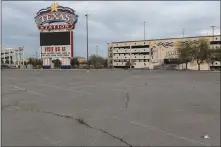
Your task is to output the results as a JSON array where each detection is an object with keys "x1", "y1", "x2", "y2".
[
  {"x1": 1, "y1": 47, "x2": 25, "y2": 66},
  {"x1": 108, "y1": 35, "x2": 221, "y2": 70}
]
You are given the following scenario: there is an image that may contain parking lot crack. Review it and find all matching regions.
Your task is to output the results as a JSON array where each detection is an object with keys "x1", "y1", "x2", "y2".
[
  {"x1": 97, "y1": 127, "x2": 132, "y2": 147},
  {"x1": 2, "y1": 101, "x2": 19, "y2": 111},
  {"x1": 21, "y1": 108, "x2": 132, "y2": 146},
  {"x1": 74, "y1": 118, "x2": 132, "y2": 147},
  {"x1": 125, "y1": 91, "x2": 130, "y2": 108},
  {"x1": 1, "y1": 104, "x2": 12, "y2": 110}
]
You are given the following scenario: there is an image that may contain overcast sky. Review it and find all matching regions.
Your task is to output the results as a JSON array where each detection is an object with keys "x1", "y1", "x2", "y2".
[{"x1": 2, "y1": 1, "x2": 220, "y2": 58}]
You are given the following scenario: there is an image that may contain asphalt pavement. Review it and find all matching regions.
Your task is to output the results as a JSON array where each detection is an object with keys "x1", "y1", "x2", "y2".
[{"x1": 2, "y1": 69, "x2": 220, "y2": 146}]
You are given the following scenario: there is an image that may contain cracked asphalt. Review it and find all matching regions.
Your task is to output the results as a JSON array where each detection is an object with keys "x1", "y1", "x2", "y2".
[{"x1": 2, "y1": 69, "x2": 220, "y2": 146}]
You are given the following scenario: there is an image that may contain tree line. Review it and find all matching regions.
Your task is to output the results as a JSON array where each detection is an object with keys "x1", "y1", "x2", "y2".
[
  {"x1": 177, "y1": 38, "x2": 221, "y2": 70},
  {"x1": 26, "y1": 55, "x2": 108, "y2": 69}
]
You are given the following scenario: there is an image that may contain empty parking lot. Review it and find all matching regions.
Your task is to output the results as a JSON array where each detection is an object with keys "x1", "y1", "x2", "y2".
[{"x1": 2, "y1": 69, "x2": 220, "y2": 146}]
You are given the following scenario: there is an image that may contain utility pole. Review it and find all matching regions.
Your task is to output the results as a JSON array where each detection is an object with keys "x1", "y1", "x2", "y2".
[
  {"x1": 144, "y1": 22, "x2": 146, "y2": 40},
  {"x1": 85, "y1": 14, "x2": 89, "y2": 69}
]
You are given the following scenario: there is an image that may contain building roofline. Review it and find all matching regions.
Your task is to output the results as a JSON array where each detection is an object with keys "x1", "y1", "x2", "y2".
[{"x1": 111, "y1": 35, "x2": 221, "y2": 44}]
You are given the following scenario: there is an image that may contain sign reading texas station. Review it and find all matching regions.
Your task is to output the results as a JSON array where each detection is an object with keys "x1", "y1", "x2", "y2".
[{"x1": 34, "y1": 2, "x2": 78, "y2": 31}]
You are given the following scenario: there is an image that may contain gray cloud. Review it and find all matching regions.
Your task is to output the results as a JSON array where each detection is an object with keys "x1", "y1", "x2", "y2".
[{"x1": 2, "y1": 1, "x2": 220, "y2": 58}]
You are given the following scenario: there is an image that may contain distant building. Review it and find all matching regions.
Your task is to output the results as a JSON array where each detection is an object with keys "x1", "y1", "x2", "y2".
[
  {"x1": 1, "y1": 47, "x2": 25, "y2": 66},
  {"x1": 76, "y1": 56, "x2": 87, "y2": 63},
  {"x1": 108, "y1": 35, "x2": 221, "y2": 70}
]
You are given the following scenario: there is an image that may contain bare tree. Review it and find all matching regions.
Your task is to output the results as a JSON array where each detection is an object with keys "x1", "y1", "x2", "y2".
[
  {"x1": 27, "y1": 58, "x2": 42, "y2": 68},
  {"x1": 125, "y1": 61, "x2": 131, "y2": 69},
  {"x1": 28, "y1": 58, "x2": 33, "y2": 65},
  {"x1": 190, "y1": 38, "x2": 211, "y2": 70},
  {"x1": 208, "y1": 47, "x2": 221, "y2": 63},
  {"x1": 52, "y1": 59, "x2": 61, "y2": 68},
  {"x1": 103, "y1": 59, "x2": 108, "y2": 68},
  {"x1": 70, "y1": 58, "x2": 79, "y2": 68},
  {"x1": 88, "y1": 55, "x2": 106, "y2": 69},
  {"x1": 177, "y1": 41, "x2": 192, "y2": 69}
]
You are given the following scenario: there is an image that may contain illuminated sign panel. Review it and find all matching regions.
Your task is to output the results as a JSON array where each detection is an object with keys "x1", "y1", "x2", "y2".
[
  {"x1": 34, "y1": 2, "x2": 78, "y2": 31},
  {"x1": 40, "y1": 32, "x2": 70, "y2": 46},
  {"x1": 40, "y1": 31, "x2": 72, "y2": 58}
]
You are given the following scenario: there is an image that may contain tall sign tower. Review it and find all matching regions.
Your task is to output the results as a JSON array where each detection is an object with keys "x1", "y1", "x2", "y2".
[{"x1": 34, "y1": 2, "x2": 78, "y2": 69}]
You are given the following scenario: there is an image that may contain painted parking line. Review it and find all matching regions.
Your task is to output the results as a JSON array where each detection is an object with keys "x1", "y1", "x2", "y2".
[
  {"x1": 130, "y1": 121, "x2": 211, "y2": 146},
  {"x1": 35, "y1": 84, "x2": 94, "y2": 95},
  {"x1": 84, "y1": 113, "x2": 211, "y2": 146},
  {"x1": 9, "y1": 85, "x2": 45, "y2": 97}
]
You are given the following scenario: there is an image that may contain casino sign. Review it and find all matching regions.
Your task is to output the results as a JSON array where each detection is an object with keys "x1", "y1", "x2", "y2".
[{"x1": 34, "y1": 2, "x2": 78, "y2": 31}]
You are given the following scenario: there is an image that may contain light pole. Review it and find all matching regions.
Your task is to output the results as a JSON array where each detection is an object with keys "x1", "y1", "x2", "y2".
[
  {"x1": 106, "y1": 42, "x2": 110, "y2": 68},
  {"x1": 32, "y1": 52, "x2": 38, "y2": 67},
  {"x1": 181, "y1": 29, "x2": 185, "y2": 69},
  {"x1": 36, "y1": 52, "x2": 38, "y2": 67},
  {"x1": 182, "y1": 29, "x2": 185, "y2": 38},
  {"x1": 144, "y1": 22, "x2": 146, "y2": 40},
  {"x1": 22, "y1": 46, "x2": 25, "y2": 65},
  {"x1": 106, "y1": 42, "x2": 110, "y2": 58},
  {"x1": 211, "y1": 26, "x2": 215, "y2": 42},
  {"x1": 96, "y1": 45, "x2": 98, "y2": 57},
  {"x1": 85, "y1": 14, "x2": 89, "y2": 69},
  {"x1": 211, "y1": 26, "x2": 216, "y2": 66}
]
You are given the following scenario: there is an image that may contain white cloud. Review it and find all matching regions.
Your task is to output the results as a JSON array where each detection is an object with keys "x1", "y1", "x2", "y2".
[{"x1": 2, "y1": 1, "x2": 220, "y2": 58}]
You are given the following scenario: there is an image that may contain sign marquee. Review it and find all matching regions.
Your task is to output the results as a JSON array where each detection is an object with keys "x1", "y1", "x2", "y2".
[
  {"x1": 165, "y1": 50, "x2": 179, "y2": 58},
  {"x1": 34, "y1": 2, "x2": 78, "y2": 31},
  {"x1": 38, "y1": 24, "x2": 73, "y2": 31},
  {"x1": 41, "y1": 45, "x2": 71, "y2": 58}
]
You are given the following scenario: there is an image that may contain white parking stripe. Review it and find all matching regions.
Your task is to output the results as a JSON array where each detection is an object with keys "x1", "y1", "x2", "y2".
[
  {"x1": 37, "y1": 84, "x2": 93, "y2": 95},
  {"x1": 9, "y1": 85, "x2": 45, "y2": 97},
  {"x1": 130, "y1": 121, "x2": 210, "y2": 146}
]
